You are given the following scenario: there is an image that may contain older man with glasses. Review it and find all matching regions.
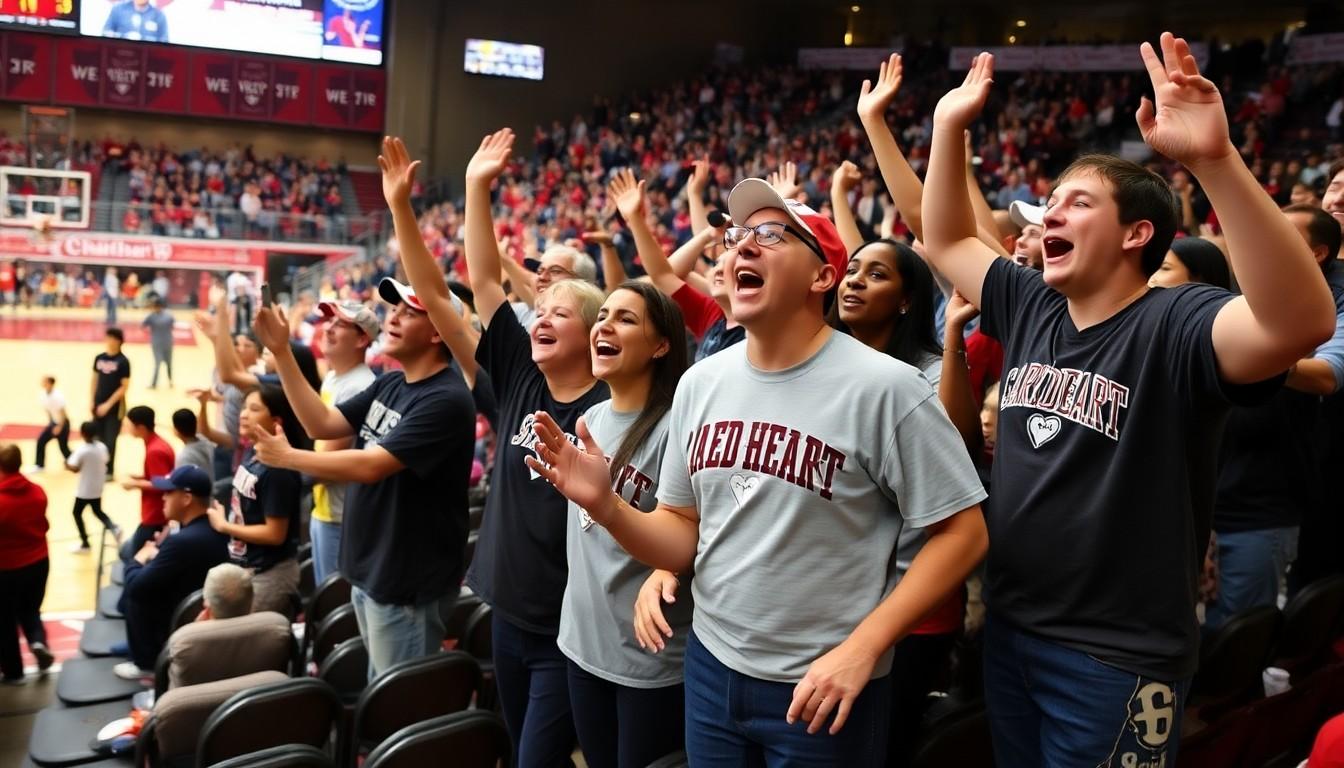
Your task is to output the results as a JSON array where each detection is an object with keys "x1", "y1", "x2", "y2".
[{"x1": 508, "y1": 244, "x2": 598, "y2": 327}]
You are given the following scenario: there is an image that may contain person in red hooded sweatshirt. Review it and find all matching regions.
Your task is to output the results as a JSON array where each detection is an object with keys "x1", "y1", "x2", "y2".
[{"x1": 0, "y1": 443, "x2": 53, "y2": 684}]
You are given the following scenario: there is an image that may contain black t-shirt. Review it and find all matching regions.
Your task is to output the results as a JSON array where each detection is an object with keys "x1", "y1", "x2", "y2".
[
  {"x1": 695, "y1": 317, "x2": 746, "y2": 362},
  {"x1": 1214, "y1": 387, "x2": 1318, "y2": 532},
  {"x1": 467, "y1": 304, "x2": 610, "y2": 634},
  {"x1": 93, "y1": 352, "x2": 131, "y2": 414},
  {"x1": 979, "y1": 259, "x2": 1275, "y2": 680},
  {"x1": 338, "y1": 366, "x2": 476, "y2": 606},
  {"x1": 227, "y1": 451, "x2": 301, "y2": 572}
]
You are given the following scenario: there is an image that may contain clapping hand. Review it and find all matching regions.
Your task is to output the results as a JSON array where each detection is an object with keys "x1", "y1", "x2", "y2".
[{"x1": 522, "y1": 412, "x2": 618, "y2": 525}]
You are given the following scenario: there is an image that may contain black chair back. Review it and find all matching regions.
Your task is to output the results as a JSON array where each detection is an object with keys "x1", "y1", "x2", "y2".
[
  {"x1": 362, "y1": 711, "x2": 510, "y2": 768},
  {"x1": 319, "y1": 636, "x2": 370, "y2": 705},
  {"x1": 1192, "y1": 604, "x2": 1282, "y2": 704},
  {"x1": 208, "y1": 743, "x2": 335, "y2": 767},
  {"x1": 197, "y1": 678, "x2": 341, "y2": 766},
  {"x1": 1275, "y1": 575, "x2": 1344, "y2": 672},
  {"x1": 311, "y1": 604, "x2": 361, "y2": 667},
  {"x1": 307, "y1": 573, "x2": 353, "y2": 627},
  {"x1": 352, "y1": 651, "x2": 481, "y2": 760},
  {"x1": 169, "y1": 589, "x2": 204, "y2": 633},
  {"x1": 442, "y1": 587, "x2": 483, "y2": 645},
  {"x1": 298, "y1": 558, "x2": 315, "y2": 603},
  {"x1": 911, "y1": 704, "x2": 994, "y2": 768}
]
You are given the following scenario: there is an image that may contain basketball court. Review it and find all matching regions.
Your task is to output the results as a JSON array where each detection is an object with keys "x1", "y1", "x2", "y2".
[{"x1": 0, "y1": 305, "x2": 215, "y2": 666}]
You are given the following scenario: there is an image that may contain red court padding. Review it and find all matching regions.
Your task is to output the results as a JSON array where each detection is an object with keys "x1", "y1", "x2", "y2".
[
  {"x1": 0, "y1": 316, "x2": 195, "y2": 345},
  {"x1": 0, "y1": 424, "x2": 45, "y2": 440}
]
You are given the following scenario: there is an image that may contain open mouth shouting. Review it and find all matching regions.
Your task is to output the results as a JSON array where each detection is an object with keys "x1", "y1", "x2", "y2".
[
  {"x1": 533, "y1": 329, "x2": 557, "y2": 347},
  {"x1": 734, "y1": 267, "x2": 765, "y2": 295},
  {"x1": 593, "y1": 339, "x2": 621, "y2": 359},
  {"x1": 1042, "y1": 236, "x2": 1074, "y2": 263}
]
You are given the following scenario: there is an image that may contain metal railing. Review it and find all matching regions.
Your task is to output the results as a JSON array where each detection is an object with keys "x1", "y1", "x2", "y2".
[{"x1": 54, "y1": 199, "x2": 390, "y2": 251}]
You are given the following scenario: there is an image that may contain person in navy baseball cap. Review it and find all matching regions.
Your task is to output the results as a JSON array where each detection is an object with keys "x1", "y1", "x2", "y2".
[{"x1": 150, "y1": 465, "x2": 212, "y2": 499}]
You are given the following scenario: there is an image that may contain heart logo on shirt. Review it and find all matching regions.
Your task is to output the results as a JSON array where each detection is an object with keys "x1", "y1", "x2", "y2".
[
  {"x1": 729, "y1": 473, "x2": 760, "y2": 508},
  {"x1": 1026, "y1": 414, "x2": 1062, "y2": 449}
]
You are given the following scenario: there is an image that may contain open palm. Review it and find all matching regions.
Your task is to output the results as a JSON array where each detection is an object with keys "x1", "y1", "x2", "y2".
[
  {"x1": 465, "y1": 128, "x2": 515, "y2": 185},
  {"x1": 378, "y1": 136, "x2": 419, "y2": 206},
  {"x1": 933, "y1": 52, "x2": 993, "y2": 130},
  {"x1": 857, "y1": 53, "x2": 902, "y2": 122},
  {"x1": 609, "y1": 168, "x2": 646, "y2": 223},
  {"x1": 524, "y1": 412, "x2": 616, "y2": 523},
  {"x1": 1136, "y1": 32, "x2": 1230, "y2": 166}
]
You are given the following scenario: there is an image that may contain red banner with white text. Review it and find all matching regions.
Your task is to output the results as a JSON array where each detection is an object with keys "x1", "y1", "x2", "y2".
[{"x1": 5, "y1": 31, "x2": 380, "y2": 131}]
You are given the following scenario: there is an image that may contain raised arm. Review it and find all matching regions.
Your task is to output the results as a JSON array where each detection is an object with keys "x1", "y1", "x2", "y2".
[
  {"x1": 830, "y1": 161, "x2": 865, "y2": 254},
  {"x1": 859, "y1": 54, "x2": 925, "y2": 242},
  {"x1": 963, "y1": 131, "x2": 1007, "y2": 250},
  {"x1": 667, "y1": 226, "x2": 722, "y2": 279},
  {"x1": 768, "y1": 161, "x2": 803, "y2": 201},
  {"x1": 922, "y1": 53, "x2": 1000, "y2": 308},
  {"x1": 611, "y1": 169, "x2": 686, "y2": 298},
  {"x1": 211, "y1": 291, "x2": 259, "y2": 389},
  {"x1": 1135, "y1": 33, "x2": 1334, "y2": 382},
  {"x1": 463, "y1": 129, "x2": 515, "y2": 328},
  {"x1": 685, "y1": 157, "x2": 711, "y2": 234},
  {"x1": 379, "y1": 136, "x2": 480, "y2": 381},
  {"x1": 499, "y1": 249, "x2": 538, "y2": 307},
  {"x1": 941, "y1": 292, "x2": 985, "y2": 452},
  {"x1": 189, "y1": 388, "x2": 233, "y2": 448},
  {"x1": 583, "y1": 230, "x2": 628, "y2": 292},
  {"x1": 252, "y1": 307, "x2": 353, "y2": 440}
]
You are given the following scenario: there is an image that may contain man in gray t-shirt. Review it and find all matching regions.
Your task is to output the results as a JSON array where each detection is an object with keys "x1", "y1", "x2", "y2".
[
  {"x1": 142, "y1": 297, "x2": 176, "y2": 388},
  {"x1": 531, "y1": 179, "x2": 988, "y2": 764}
]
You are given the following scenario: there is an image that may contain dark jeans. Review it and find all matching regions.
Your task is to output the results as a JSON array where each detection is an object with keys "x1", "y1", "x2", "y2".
[
  {"x1": 34, "y1": 420, "x2": 70, "y2": 468},
  {"x1": 886, "y1": 632, "x2": 957, "y2": 768},
  {"x1": 93, "y1": 412, "x2": 122, "y2": 475},
  {"x1": 150, "y1": 345, "x2": 173, "y2": 387},
  {"x1": 0, "y1": 558, "x2": 49, "y2": 679},
  {"x1": 683, "y1": 630, "x2": 890, "y2": 767},
  {"x1": 120, "y1": 524, "x2": 164, "y2": 564},
  {"x1": 491, "y1": 613, "x2": 576, "y2": 768},
  {"x1": 566, "y1": 660, "x2": 684, "y2": 768},
  {"x1": 73, "y1": 497, "x2": 116, "y2": 546},
  {"x1": 123, "y1": 595, "x2": 170, "y2": 670},
  {"x1": 983, "y1": 614, "x2": 1189, "y2": 767}
]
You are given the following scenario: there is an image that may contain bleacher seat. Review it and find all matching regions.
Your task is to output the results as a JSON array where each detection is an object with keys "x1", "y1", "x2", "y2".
[
  {"x1": 196, "y1": 678, "x2": 340, "y2": 767},
  {"x1": 135, "y1": 670, "x2": 291, "y2": 768},
  {"x1": 1274, "y1": 575, "x2": 1344, "y2": 675},
  {"x1": 349, "y1": 652, "x2": 481, "y2": 765},
  {"x1": 209, "y1": 744, "x2": 335, "y2": 768},
  {"x1": 310, "y1": 604, "x2": 361, "y2": 668},
  {"x1": 77, "y1": 618, "x2": 127, "y2": 658},
  {"x1": 362, "y1": 711, "x2": 510, "y2": 768}
]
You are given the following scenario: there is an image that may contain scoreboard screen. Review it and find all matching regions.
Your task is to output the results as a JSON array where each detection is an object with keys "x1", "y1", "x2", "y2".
[
  {"x1": 0, "y1": 0, "x2": 79, "y2": 32},
  {"x1": 464, "y1": 38, "x2": 543, "y2": 81}
]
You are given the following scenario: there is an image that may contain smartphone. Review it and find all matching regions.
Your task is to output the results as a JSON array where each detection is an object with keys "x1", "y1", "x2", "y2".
[{"x1": 260, "y1": 282, "x2": 273, "y2": 308}]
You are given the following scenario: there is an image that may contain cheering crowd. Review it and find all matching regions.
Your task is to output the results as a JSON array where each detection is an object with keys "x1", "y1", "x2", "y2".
[{"x1": 3, "y1": 31, "x2": 1344, "y2": 768}]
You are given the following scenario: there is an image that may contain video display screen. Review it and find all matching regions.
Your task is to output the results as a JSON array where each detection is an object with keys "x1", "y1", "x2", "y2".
[
  {"x1": 0, "y1": 0, "x2": 79, "y2": 33},
  {"x1": 464, "y1": 38, "x2": 543, "y2": 81},
  {"x1": 79, "y1": 0, "x2": 383, "y2": 65}
]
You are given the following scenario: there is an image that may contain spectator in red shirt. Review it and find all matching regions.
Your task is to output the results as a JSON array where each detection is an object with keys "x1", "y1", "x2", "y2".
[
  {"x1": 119, "y1": 406, "x2": 176, "y2": 561},
  {"x1": 0, "y1": 444, "x2": 53, "y2": 683}
]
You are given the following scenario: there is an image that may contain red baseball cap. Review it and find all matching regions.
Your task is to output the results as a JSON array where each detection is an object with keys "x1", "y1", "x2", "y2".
[{"x1": 726, "y1": 178, "x2": 850, "y2": 277}]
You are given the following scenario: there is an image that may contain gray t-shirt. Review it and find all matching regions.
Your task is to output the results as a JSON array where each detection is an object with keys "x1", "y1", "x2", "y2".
[
  {"x1": 142, "y1": 310, "x2": 176, "y2": 349},
  {"x1": 896, "y1": 353, "x2": 946, "y2": 572},
  {"x1": 657, "y1": 331, "x2": 985, "y2": 682},
  {"x1": 557, "y1": 403, "x2": 693, "y2": 688},
  {"x1": 176, "y1": 436, "x2": 215, "y2": 482}
]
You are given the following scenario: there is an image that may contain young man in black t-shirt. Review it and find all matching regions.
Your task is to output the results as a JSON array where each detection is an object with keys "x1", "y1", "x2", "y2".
[
  {"x1": 248, "y1": 280, "x2": 476, "y2": 678},
  {"x1": 922, "y1": 38, "x2": 1336, "y2": 765},
  {"x1": 91, "y1": 328, "x2": 131, "y2": 477}
]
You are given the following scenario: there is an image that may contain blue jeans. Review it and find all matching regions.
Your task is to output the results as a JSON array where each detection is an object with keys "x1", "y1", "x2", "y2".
[
  {"x1": 491, "y1": 613, "x2": 576, "y2": 768},
  {"x1": 683, "y1": 630, "x2": 890, "y2": 767},
  {"x1": 566, "y1": 660, "x2": 684, "y2": 768},
  {"x1": 983, "y1": 614, "x2": 1189, "y2": 767},
  {"x1": 308, "y1": 517, "x2": 342, "y2": 587},
  {"x1": 1203, "y1": 526, "x2": 1299, "y2": 632},
  {"x1": 349, "y1": 586, "x2": 451, "y2": 680}
]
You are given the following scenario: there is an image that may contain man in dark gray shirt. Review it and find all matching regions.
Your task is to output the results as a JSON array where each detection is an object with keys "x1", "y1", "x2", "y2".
[{"x1": 142, "y1": 296, "x2": 176, "y2": 389}]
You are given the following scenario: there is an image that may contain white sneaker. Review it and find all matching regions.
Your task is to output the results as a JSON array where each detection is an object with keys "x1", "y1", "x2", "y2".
[
  {"x1": 21, "y1": 465, "x2": 41, "y2": 474},
  {"x1": 70, "y1": 542, "x2": 91, "y2": 553},
  {"x1": 112, "y1": 662, "x2": 152, "y2": 681}
]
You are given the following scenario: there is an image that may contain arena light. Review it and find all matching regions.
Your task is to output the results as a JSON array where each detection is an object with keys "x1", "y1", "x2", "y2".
[
  {"x1": 1016, "y1": 19, "x2": 1027, "y2": 28},
  {"x1": 1008, "y1": 35, "x2": 1017, "y2": 44},
  {"x1": 851, "y1": 5, "x2": 861, "y2": 12}
]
